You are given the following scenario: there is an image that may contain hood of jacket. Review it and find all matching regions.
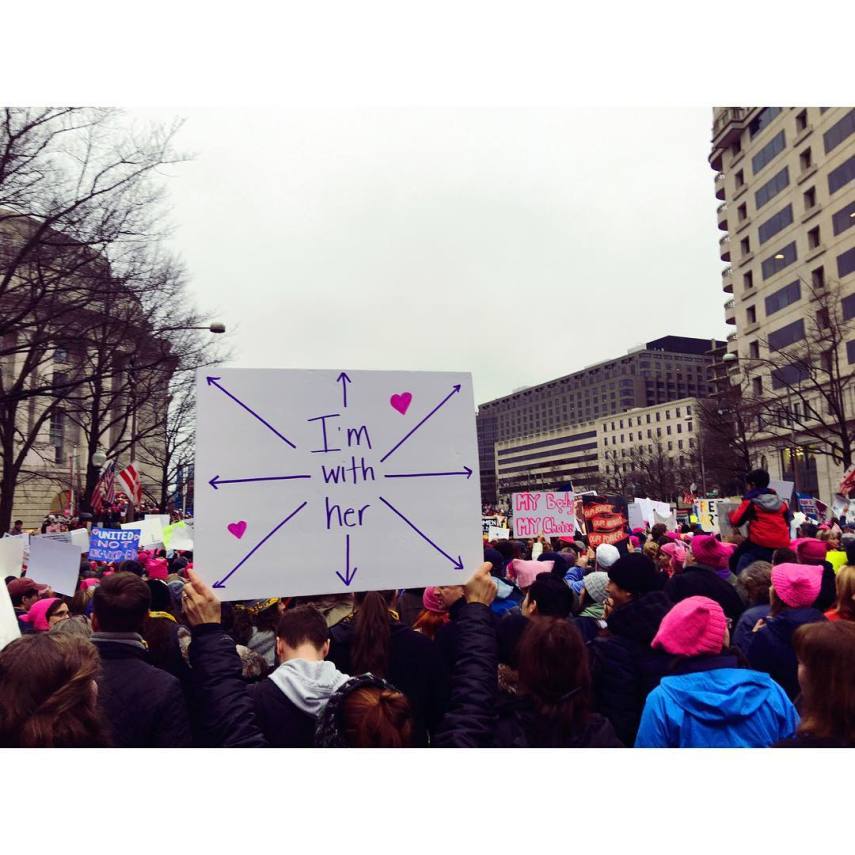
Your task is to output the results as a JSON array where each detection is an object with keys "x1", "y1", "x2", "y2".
[
  {"x1": 267, "y1": 659, "x2": 350, "y2": 716},
  {"x1": 751, "y1": 491, "x2": 784, "y2": 512},
  {"x1": 607, "y1": 590, "x2": 672, "y2": 645},
  {"x1": 658, "y1": 667, "x2": 778, "y2": 724}
]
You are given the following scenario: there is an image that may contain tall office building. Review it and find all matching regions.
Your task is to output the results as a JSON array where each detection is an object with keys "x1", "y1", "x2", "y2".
[
  {"x1": 710, "y1": 107, "x2": 855, "y2": 502},
  {"x1": 476, "y1": 336, "x2": 722, "y2": 505}
]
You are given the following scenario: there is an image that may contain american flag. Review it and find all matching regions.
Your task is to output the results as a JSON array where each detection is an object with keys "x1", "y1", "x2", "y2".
[
  {"x1": 118, "y1": 462, "x2": 143, "y2": 506},
  {"x1": 91, "y1": 460, "x2": 116, "y2": 513}
]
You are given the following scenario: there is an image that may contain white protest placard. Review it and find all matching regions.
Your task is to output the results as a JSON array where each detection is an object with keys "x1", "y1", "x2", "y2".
[
  {"x1": 0, "y1": 537, "x2": 26, "y2": 577},
  {"x1": 194, "y1": 369, "x2": 482, "y2": 600},
  {"x1": 653, "y1": 508, "x2": 678, "y2": 531},
  {"x1": 27, "y1": 537, "x2": 82, "y2": 596},
  {"x1": 769, "y1": 479, "x2": 794, "y2": 503},
  {"x1": 169, "y1": 522, "x2": 194, "y2": 551},
  {"x1": 35, "y1": 531, "x2": 72, "y2": 543},
  {"x1": 121, "y1": 518, "x2": 164, "y2": 548},
  {"x1": 487, "y1": 525, "x2": 510, "y2": 540},
  {"x1": 0, "y1": 581, "x2": 20, "y2": 652},
  {"x1": 146, "y1": 514, "x2": 171, "y2": 530},
  {"x1": 628, "y1": 501, "x2": 645, "y2": 531},
  {"x1": 717, "y1": 500, "x2": 744, "y2": 539},
  {"x1": 511, "y1": 491, "x2": 577, "y2": 538},
  {"x1": 69, "y1": 528, "x2": 90, "y2": 552}
]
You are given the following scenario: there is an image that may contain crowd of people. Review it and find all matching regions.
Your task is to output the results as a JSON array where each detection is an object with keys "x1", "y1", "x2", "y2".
[{"x1": 2, "y1": 468, "x2": 854, "y2": 749}]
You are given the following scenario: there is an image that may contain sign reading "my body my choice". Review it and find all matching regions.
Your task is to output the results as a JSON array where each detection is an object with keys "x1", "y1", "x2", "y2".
[{"x1": 511, "y1": 491, "x2": 576, "y2": 537}]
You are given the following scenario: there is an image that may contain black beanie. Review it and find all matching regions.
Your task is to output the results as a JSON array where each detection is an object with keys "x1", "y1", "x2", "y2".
[{"x1": 607, "y1": 554, "x2": 660, "y2": 595}]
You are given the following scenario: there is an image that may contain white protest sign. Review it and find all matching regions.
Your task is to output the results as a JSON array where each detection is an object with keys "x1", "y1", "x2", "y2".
[
  {"x1": 146, "y1": 514, "x2": 171, "y2": 530},
  {"x1": 769, "y1": 480, "x2": 794, "y2": 503},
  {"x1": 511, "y1": 491, "x2": 577, "y2": 538},
  {"x1": 653, "y1": 508, "x2": 678, "y2": 531},
  {"x1": 0, "y1": 537, "x2": 26, "y2": 577},
  {"x1": 0, "y1": 581, "x2": 20, "y2": 652},
  {"x1": 717, "y1": 500, "x2": 744, "y2": 539},
  {"x1": 70, "y1": 528, "x2": 90, "y2": 552},
  {"x1": 169, "y1": 522, "x2": 194, "y2": 551},
  {"x1": 121, "y1": 518, "x2": 164, "y2": 548},
  {"x1": 628, "y1": 501, "x2": 645, "y2": 531},
  {"x1": 194, "y1": 369, "x2": 482, "y2": 600},
  {"x1": 27, "y1": 537, "x2": 82, "y2": 596},
  {"x1": 487, "y1": 525, "x2": 510, "y2": 540},
  {"x1": 35, "y1": 531, "x2": 72, "y2": 543},
  {"x1": 635, "y1": 497, "x2": 655, "y2": 526}
]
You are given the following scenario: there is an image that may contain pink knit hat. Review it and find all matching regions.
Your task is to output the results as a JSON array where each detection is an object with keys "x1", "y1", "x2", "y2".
[
  {"x1": 771, "y1": 563, "x2": 822, "y2": 608},
  {"x1": 509, "y1": 559, "x2": 553, "y2": 589},
  {"x1": 79, "y1": 578, "x2": 100, "y2": 590},
  {"x1": 660, "y1": 541, "x2": 687, "y2": 574},
  {"x1": 629, "y1": 535, "x2": 641, "y2": 548},
  {"x1": 422, "y1": 586, "x2": 447, "y2": 614},
  {"x1": 19, "y1": 597, "x2": 61, "y2": 632},
  {"x1": 794, "y1": 538, "x2": 828, "y2": 564},
  {"x1": 690, "y1": 534, "x2": 729, "y2": 569},
  {"x1": 652, "y1": 596, "x2": 727, "y2": 656},
  {"x1": 145, "y1": 558, "x2": 169, "y2": 581}
]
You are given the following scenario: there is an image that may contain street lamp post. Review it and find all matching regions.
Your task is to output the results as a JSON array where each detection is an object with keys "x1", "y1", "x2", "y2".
[{"x1": 687, "y1": 415, "x2": 706, "y2": 497}]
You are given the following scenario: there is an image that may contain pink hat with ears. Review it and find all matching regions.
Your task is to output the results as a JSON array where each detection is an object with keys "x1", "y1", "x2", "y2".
[
  {"x1": 19, "y1": 597, "x2": 61, "y2": 632},
  {"x1": 145, "y1": 558, "x2": 168, "y2": 580},
  {"x1": 772, "y1": 563, "x2": 822, "y2": 608},
  {"x1": 508, "y1": 559, "x2": 553, "y2": 589},
  {"x1": 79, "y1": 578, "x2": 100, "y2": 590},
  {"x1": 660, "y1": 541, "x2": 687, "y2": 574},
  {"x1": 629, "y1": 535, "x2": 641, "y2": 548}
]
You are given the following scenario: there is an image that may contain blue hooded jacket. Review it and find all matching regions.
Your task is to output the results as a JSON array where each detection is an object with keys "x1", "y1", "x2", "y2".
[{"x1": 635, "y1": 657, "x2": 799, "y2": 748}]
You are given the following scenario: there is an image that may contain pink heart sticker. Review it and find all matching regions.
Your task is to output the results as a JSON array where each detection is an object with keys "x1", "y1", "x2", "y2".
[
  {"x1": 227, "y1": 521, "x2": 247, "y2": 539},
  {"x1": 390, "y1": 392, "x2": 413, "y2": 415}
]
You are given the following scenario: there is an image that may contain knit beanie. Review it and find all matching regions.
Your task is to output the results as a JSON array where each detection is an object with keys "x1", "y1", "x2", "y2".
[
  {"x1": 595, "y1": 543, "x2": 620, "y2": 569},
  {"x1": 651, "y1": 596, "x2": 727, "y2": 656},
  {"x1": 145, "y1": 558, "x2": 169, "y2": 581},
  {"x1": 794, "y1": 538, "x2": 828, "y2": 564},
  {"x1": 583, "y1": 571, "x2": 609, "y2": 604},
  {"x1": 660, "y1": 541, "x2": 687, "y2": 574},
  {"x1": 690, "y1": 534, "x2": 729, "y2": 569},
  {"x1": 607, "y1": 554, "x2": 660, "y2": 595},
  {"x1": 19, "y1": 597, "x2": 60, "y2": 632},
  {"x1": 422, "y1": 586, "x2": 447, "y2": 614},
  {"x1": 771, "y1": 563, "x2": 823, "y2": 608},
  {"x1": 509, "y1": 559, "x2": 553, "y2": 589}
]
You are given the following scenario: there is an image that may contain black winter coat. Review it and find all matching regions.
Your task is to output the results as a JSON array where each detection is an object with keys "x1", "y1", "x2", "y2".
[
  {"x1": 93, "y1": 638, "x2": 192, "y2": 748},
  {"x1": 328, "y1": 616, "x2": 449, "y2": 745},
  {"x1": 188, "y1": 624, "x2": 268, "y2": 747},
  {"x1": 587, "y1": 591, "x2": 674, "y2": 747},
  {"x1": 664, "y1": 565, "x2": 746, "y2": 622},
  {"x1": 744, "y1": 607, "x2": 827, "y2": 699},
  {"x1": 247, "y1": 679, "x2": 316, "y2": 748}
]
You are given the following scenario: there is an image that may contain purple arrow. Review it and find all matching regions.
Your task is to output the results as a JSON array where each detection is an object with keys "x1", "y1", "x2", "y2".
[
  {"x1": 213, "y1": 500, "x2": 308, "y2": 588},
  {"x1": 384, "y1": 465, "x2": 472, "y2": 480},
  {"x1": 378, "y1": 495, "x2": 464, "y2": 569},
  {"x1": 336, "y1": 533, "x2": 358, "y2": 586},
  {"x1": 337, "y1": 372, "x2": 351, "y2": 408},
  {"x1": 209, "y1": 473, "x2": 311, "y2": 490},
  {"x1": 379, "y1": 384, "x2": 462, "y2": 463},
  {"x1": 207, "y1": 376, "x2": 297, "y2": 449}
]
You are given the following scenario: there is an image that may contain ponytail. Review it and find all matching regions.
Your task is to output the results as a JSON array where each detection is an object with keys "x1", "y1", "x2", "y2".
[{"x1": 351, "y1": 590, "x2": 394, "y2": 677}]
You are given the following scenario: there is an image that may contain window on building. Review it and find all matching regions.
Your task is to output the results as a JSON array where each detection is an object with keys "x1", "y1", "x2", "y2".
[
  {"x1": 832, "y1": 200, "x2": 855, "y2": 236},
  {"x1": 743, "y1": 270, "x2": 754, "y2": 290},
  {"x1": 677, "y1": 422, "x2": 683, "y2": 433},
  {"x1": 829, "y1": 154, "x2": 855, "y2": 194},
  {"x1": 754, "y1": 166, "x2": 789, "y2": 209},
  {"x1": 772, "y1": 362, "x2": 810, "y2": 389},
  {"x1": 655, "y1": 412, "x2": 661, "y2": 422},
  {"x1": 758, "y1": 204, "x2": 793, "y2": 244},
  {"x1": 686, "y1": 405, "x2": 692, "y2": 415},
  {"x1": 803, "y1": 186, "x2": 816, "y2": 211},
  {"x1": 749, "y1": 340, "x2": 760, "y2": 359},
  {"x1": 738, "y1": 202, "x2": 747, "y2": 222},
  {"x1": 808, "y1": 225, "x2": 821, "y2": 249},
  {"x1": 657, "y1": 427, "x2": 662, "y2": 438},
  {"x1": 768, "y1": 318, "x2": 806, "y2": 351},
  {"x1": 796, "y1": 109, "x2": 808, "y2": 133},
  {"x1": 762, "y1": 241, "x2": 797, "y2": 279},
  {"x1": 689, "y1": 438, "x2": 696, "y2": 449},
  {"x1": 764, "y1": 280, "x2": 801, "y2": 315},
  {"x1": 823, "y1": 108, "x2": 855, "y2": 154},
  {"x1": 838, "y1": 247, "x2": 855, "y2": 279},
  {"x1": 753, "y1": 377, "x2": 763, "y2": 395},
  {"x1": 812, "y1": 266, "x2": 825, "y2": 290},
  {"x1": 749, "y1": 107, "x2": 783, "y2": 139},
  {"x1": 843, "y1": 293, "x2": 855, "y2": 321},
  {"x1": 646, "y1": 414, "x2": 651, "y2": 423},
  {"x1": 848, "y1": 340, "x2": 855, "y2": 365},
  {"x1": 816, "y1": 308, "x2": 830, "y2": 329},
  {"x1": 799, "y1": 147, "x2": 813, "y2": 173},
  {"x1": 740, "y1": 236, "x2": 751, "y2": 256},
  {"x1": 666, "y1": 425, "x2": 672, "y2": 435},
  {"x1": 747, "y1": 305, "x2": 757, "y2": 324},
  {"x1": 752, "y1": 130, "x2": 786, "y2": 174},
  {"x1": 735, "y1": 169, "x2": 745, "y2": 189}
]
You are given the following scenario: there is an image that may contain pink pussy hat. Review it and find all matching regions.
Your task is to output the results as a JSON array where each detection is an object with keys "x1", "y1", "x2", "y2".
[
  {"x1": 652, "y1": 596, "x2": 727, "y2": 656},
  {"x1": 509, "y1": 559, "x2": 553, "y2": 589},
  {"x1": 771, "y1": 563, "x2": 822, "y2": 608}
]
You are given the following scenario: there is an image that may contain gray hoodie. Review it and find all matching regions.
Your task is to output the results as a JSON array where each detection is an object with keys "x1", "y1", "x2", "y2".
[{"x1": 267, "y1": 659, "x2": 350, "y2": 716}]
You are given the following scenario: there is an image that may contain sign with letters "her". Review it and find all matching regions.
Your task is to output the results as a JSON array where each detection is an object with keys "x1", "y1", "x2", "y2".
[{"x1": 194, "y1": 369, "x2": 482, "y2": 600}]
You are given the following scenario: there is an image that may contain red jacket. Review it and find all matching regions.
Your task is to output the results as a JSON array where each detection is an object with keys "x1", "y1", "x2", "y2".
[{"x1": 729, "y1": 490, "x2": 790, "y2": 549}]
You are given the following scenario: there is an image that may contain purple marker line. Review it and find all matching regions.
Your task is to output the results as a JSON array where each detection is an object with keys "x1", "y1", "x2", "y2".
[
  {"x1": 207, "y1": 376, "x2": 297, "y2": 449},
  {"x1": 336, "y1": 533, "x2": 358, "y2": 586},
  {"x1": 384, "y1": 465, "x2": 472, "y2": 480},
  {"x1": 378, "y1": 495, "x2": 464, "y2": 569},
  {"x1": 337, "y1": 372, "x2": 351, "y2": 408},
  {"x1": 379, "y1": 384, "x2": 462, "y2": 463},
  {"x1": 213, "y1": 501, "x2": 308, "y2": 588},
  {"x1": 209, "y1": 474, "x2": 311, "y2": 490}
]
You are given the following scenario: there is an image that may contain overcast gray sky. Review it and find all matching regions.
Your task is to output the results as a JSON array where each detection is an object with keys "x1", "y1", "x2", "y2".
[{"x1": 135, "y1": 107, "x2": 728, "y2": 405}]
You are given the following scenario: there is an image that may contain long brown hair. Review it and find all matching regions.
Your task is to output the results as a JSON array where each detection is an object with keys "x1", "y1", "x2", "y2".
[
  {"x1": 517, "y1": 616, "x2": 592, "y2": 745},
  {"x1": 351, "y1": 590, "x2": 395, "y2": 677},
  {"x1": 793, "y1": 621, "x2": 855, "y2": 746},
  {"x1": 340, "y1": 685, "x2": 413, "y2": 747},
  {"x1": 0, "y1": 634, "x2": 111, "y2": 747}
]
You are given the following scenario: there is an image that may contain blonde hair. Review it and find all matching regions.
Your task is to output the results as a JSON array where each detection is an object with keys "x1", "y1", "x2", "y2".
[{"x1": 834, "y1": 565, "x2": 855, "y2": 621}]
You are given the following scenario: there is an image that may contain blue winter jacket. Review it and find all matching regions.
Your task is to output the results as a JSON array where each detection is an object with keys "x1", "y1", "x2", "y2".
[{"x1": 635, "y1": 656, "x2": 799, "y2": 748}]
